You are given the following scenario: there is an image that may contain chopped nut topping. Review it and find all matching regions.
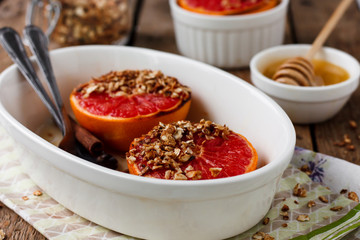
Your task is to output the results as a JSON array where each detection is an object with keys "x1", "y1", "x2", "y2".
[
  {"x1": 294, "y1": 200, "x2": 299, "y2": 204},
  {"x1": 293, "y1": 183, "x2": 307, "y2": 197},
  {"x1": 252, "y1": 231, "x2": 274, "y2": 240},
  {"x1": 319, "y1": 195, "x2": 329, "y2": 203},
  {"x1": 349, "y1": 120, "x2": 357, "y2": 129},
  {"x1": 281, "y1": 204, "x2": 289, "y2": 212},
  {"x1": 33, "y1": 190, "x2": 43, "y2": 196},
  {"x1": 127, "y1": 120, "x2": 231, "y2": 180},
  {"x1": 262, "y1": 217, "x2": 270, "y2": 225},
  {"x1": 282, "y1": 223, "x2": 288, "y2": 227},
  {"x1": 22, "y1": 196, "x2": 29, "y2": 201},
  {"x1": 330, "y1": 206, "x2": 343, "y2": 211},
  {"x1": 174, "y1": 172, "x2": 187, "y2": 180},
  {"x1": 185, "y1": 170, "x2": 202, "y2": 180},
  {"x1": 307, "y1": 200, "x2": 316, "y2": 208},
  {"x1": 78, "y1": 70, "x2": 191, "y2": 102},
  {"x1": 297, "y1": 214, "x2": 310, "y2": 222},
  {"x1": 0, "y1": 229, "x2": 5, "y2": 240},
  {"x1": 209, "y1": 167, "x2": 222, "y2": 177},
  {"x1": 348, "y1": 192, "x2": 359, "y2": 202}
]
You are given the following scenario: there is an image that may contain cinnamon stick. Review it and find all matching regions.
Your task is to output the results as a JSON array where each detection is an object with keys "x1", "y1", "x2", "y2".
[
  {"x1": 72, "y1": 121, "x2": 103, "y2": 155},
  {"x1": 69, "y1": 118, "x2": 118, "y2": 170}
]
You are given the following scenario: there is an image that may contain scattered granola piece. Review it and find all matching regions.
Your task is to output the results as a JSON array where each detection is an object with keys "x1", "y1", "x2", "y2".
[
  {"x1": 340, "y1": 189, "x2": 348, "y2": 194},
  {"x1": 252, "y1": 231, "x2": 274, "y2": 240},
  {"x1": 319, "y1": 195, "x2": 329, "y2": 203},
  {"x1": 348, "y1": 192, "x2": 359, "y2": 202},
  {"x1": 330, "y1": 206, "x2": 343, "y2": 211},
  {"x1": 0, "y1": 229, "x2": 5, "y2": 240},
  {"x1": 262, "y1": 217, "x2": 270, "y2": 225},
  {"x1": 282, "y1": 223, "x2": 288, "y2": 227},
  {"x1": 293, "y1": 183, "x2": 307, "y2": 197},
  {"x1": 307, "y1": 200, "x2": 316, "y2": 208},
  {"x1": 22, "y1": 196, "x2": 29, "y2": 201},
  {"x1": 294, "y1": 200, "x2": 299, "y2": 204},
  {"x1": 280, "y1": 211, "x2": 289, "y2": 220},
  {"x1": 344, "y1": 134, "x2": 351, "y2": 144},
  {"x1": 346, "y1": 145, "x2": 355, "y2": 151},
  {"x1": 349, "y1": 120, "x2": 357, "y2": 129},
  {"x1": 334, "y1": 141, "x2": 346, "y2": 147},
  {"x1": 281, "y1": 204, "x2": 289, "y2": 212},
  {"x1": 33, "y1": 190, "x2": 43, "y2": 196},
  {"x1": 297, "y1": 214, "x2": 310, "y2": 222},
  {"x1": 300, "y1": 164, "x2": 312, "y2": 175}
]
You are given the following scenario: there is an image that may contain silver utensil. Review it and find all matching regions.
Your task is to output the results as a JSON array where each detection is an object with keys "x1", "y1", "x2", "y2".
[{"x1": 0, "y1": 26, "x2": 118, "y2": 169}]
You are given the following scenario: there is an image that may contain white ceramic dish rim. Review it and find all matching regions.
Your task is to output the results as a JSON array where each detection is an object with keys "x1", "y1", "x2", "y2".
[
  {"x1": 0, "y1": 45, "x2": 295, "y2": 200},
  {"x1": 169, "y1": 0, "x2": 289, "y2": 22},
  {"x1": 250, "y1": 44, "x2": 360, "y2": 102}
]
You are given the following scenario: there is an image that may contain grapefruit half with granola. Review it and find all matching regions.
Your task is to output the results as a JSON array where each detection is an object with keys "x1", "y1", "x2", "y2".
[
  {"x1": 70, "y1": 70, "x2": 191, "y2": 152},
  {"x1": 126, "y1": 120, "x2": 258, "y2": 180}
]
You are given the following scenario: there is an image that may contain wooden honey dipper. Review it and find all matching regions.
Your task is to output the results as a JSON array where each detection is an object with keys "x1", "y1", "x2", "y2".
[{"x1": 273, "y1": 0, "x2": 353, "y2": 86}]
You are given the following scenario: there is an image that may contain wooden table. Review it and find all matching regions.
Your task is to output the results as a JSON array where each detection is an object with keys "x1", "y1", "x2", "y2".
[{"x1": 0, "y1": 0, "x2": 359, "y2": 239}]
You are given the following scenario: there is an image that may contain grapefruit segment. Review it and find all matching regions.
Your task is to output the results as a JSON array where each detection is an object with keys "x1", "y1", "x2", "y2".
[
  {"x1": 178, "y1": 0, "x2": 279, "y2": 15},
  {"x1": 126, "y1": 120, "x2": 258, "y2": 180},
  {"x1": 70, "y1": 70, "x2": 191, "y2": 152}
]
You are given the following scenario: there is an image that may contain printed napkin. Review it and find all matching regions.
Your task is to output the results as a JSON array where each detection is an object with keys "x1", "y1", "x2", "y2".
[{"x1": 0, "y1": 126, "x2": 359, "y2": 240}]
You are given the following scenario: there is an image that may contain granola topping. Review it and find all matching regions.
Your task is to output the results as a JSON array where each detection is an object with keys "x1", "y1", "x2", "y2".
[
  {"x1": 77, "y1": 70, "x2": 191, "y2": 101},
  {"x1": 126, "y1": 119, "x2": 231, "y2": 179},
  {"x1": 51, "y1": 0, "x2": 131, "y2": 46}
]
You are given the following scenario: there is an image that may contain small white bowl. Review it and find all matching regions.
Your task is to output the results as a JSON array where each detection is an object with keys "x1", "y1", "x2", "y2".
[
  {"x1": 169, "y1": 0, "x2": 289, "y2": 68},
  {"x1": 0, "y1": 46, "x2": 295, "y2": 240},
  {"x1": 250, "y1": 44, "x2": 360, "y2": 124}
]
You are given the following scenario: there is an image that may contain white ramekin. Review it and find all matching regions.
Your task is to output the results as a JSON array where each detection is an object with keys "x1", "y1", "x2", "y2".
[{"x1": 169, "y1": 0, "x2": 289, "y2": 68}]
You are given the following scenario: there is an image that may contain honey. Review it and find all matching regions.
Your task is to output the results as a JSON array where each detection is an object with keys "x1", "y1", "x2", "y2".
[{"x1": 263, "y1": 58, "x2": 349, "y2": 86}]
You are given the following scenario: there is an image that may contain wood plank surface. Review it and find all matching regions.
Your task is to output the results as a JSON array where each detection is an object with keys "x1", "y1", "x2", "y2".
[
  {"x1": 0, "y1": 0, "x2": 359, "y2": 239},
  {"x1": 290, "y1": 0, "x2": 360, "y2": 162}
]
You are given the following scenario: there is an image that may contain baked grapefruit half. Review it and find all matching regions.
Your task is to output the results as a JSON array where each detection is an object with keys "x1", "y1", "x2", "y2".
[
  {"x1": 178, "y1": 0, "x2": 279, "y2": 15},
  {"x1": 126, "y1": 120, "x2": 258, "y2": 180},
  {"x1": 70, "y1": 70, "x2": 191, "y2": 152}
]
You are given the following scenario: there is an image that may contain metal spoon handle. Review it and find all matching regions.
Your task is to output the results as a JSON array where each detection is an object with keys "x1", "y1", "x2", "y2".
[
  {"x1": 24, "y1": 25, "x2": 64, "y2": 120},
  {"x1": 0, "y1": 27, "x2": 64, "y2": 132}
]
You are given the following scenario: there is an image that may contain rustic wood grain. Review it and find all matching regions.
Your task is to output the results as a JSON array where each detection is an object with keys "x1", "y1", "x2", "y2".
[
  {"x1": 290, "y1": 0, "x2": 360, "y2": 162},
  {"x1": 0, "y1": 0, "x2": 359, "y2": 238}
]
